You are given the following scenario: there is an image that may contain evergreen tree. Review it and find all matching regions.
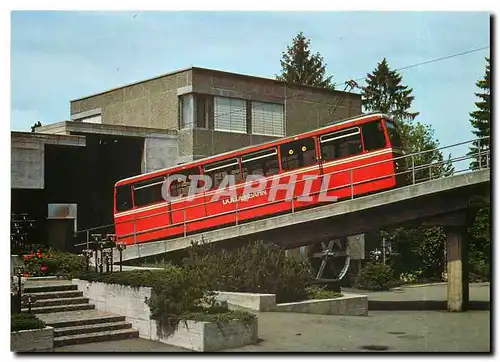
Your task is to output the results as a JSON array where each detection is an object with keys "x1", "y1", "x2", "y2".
[
  {"x1": 468, "y1": 57, "x2": 491, "y2": 170},
  {"x1": 361, "y1": 58, "x2": 419, "y2": 124},
  {"x1": 277, "y1": 32, "x2": 334, "y2": 89},
  {"x1": 361, "y1": 58, "x2": 454, "y2": 282}
]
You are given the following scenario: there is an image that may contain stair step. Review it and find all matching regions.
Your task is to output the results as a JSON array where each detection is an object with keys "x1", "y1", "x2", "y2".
[
  {"x1": 29, "y1": 297, "x2": 89, "y2": 307},
  {"x1": 24, "y1": 284, "x2": 77, "y2": 293},
  {"x1": 54, "y1": 328, "x2": 139, "y2": 347},
  {"x1": 25, "y1": 290, "x2": 83, "y2": 300},
  {"x1": 23, "y1": 303, "x2": 95, "y2": 314},
  {"x1": 39, "y1": 310, "x2": 125, "y2": 329},
  {"x1": 54, "y1": 321, "x2": 132, "y2": 337}
]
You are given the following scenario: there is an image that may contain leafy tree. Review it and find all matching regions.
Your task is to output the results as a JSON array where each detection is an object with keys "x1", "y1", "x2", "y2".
[
  {"x1": 277, "y1": 32, "x2": 334, "y2": 89},
  {"x1": 468, "y1": 57, "x2": 491, "y2": 170}
]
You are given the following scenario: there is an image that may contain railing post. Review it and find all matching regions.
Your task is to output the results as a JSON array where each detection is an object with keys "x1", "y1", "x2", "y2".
[
  {"x1": 411, "y1": 155, "x2": 416, "y2": 184},
  {"x1": 183, "y1": 209, "x2": 187, "y2": 237},
  {"x1": 291, "y1": 197, "x2": 295, "y2": 213},
  {"x1": 478, "y1": 147, "x2": 482, "y2": 170},
  {"x1": 350, "y1": 169, "x2": 354, "y2": 199},
  {"x1": 86, "y1": 230, "x2": 89, "y2": 251},
  {"x1": 133, "y1": 218, "x2": 137, "y2": 245},
  {"x1": 235, "y1": 198, "x2": 239, "y2": 225}
]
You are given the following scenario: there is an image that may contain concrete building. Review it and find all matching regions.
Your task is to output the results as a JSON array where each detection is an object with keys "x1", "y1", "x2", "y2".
[{"x1": 12, "y1": 66, "x2": 361, "y2": 247}]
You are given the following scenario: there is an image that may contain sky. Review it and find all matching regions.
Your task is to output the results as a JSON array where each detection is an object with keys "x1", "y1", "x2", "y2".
[{"x1": 10, "y1": 11, "x2": 490, "y2": 156}]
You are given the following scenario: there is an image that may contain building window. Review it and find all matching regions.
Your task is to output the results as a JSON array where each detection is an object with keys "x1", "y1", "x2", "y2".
[
  {"x1": 280, "y1": 138, "x2": 317, "y2": 171},
  {"x1": 179, "y1": 94, "x2": 194, "y2": 129},
  {"x1": 320, "y1": 127, "x2": 363, "y2": 162},
  {"x1": 251, "y1": 102, "x2": 284, "y2": 137},
  {"x1": 196, "y1": 95, "x2": 213, "y2": 129},
  {"x1": 214, "y1": 97, "x2": 247, "y2": 133}
]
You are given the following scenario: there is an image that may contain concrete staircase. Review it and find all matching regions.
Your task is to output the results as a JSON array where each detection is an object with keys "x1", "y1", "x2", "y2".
[{"x1": 23, "y1": 281, "x2": 139, "y2": 347}]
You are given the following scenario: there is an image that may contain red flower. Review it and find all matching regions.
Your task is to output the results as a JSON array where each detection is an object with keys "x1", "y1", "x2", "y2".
[{"x1": 40, "y1": 264, "x2": 48, "y2": 273}]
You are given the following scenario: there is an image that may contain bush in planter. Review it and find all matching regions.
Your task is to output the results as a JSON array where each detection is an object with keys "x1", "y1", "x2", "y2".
[
  {"x1": 355, "y1": 262, "x2": 399, "y2": 291},
  {"x1": 184, "y1": 240, "x2": 314, "y2": 303},
  {"x1": 11, "y1": 313, "x2": 46, "y2": 332},
  {"x1": 35, "y1": 250, "x2": 87, "y2": 278},
  {"x1": 76, "y1": 266, "x2": 252, "y2": 337}
]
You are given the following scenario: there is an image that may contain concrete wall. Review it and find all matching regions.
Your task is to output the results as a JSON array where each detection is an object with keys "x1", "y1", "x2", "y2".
[
  {"x1": 11, "y1": 327, "x2": 54, "y2": 352},
  {"x1": 70, "y1": 69, "x2": 192, "y2": 130},
  {"x1": 69, "y1": 67, "x2": 362, "y2": 161},
  {"x1": 72, "y1": 279, "x2": 258, "y2": 351},
  {"x1": 11, "y1": 132, "x2": 86, "y2": 189},
  {"x1": 142, "y1": 134, "x2": 179, "y2": 172},
  {"x1": 192, "y1": 68, "x2": 362, "y2": 137}
]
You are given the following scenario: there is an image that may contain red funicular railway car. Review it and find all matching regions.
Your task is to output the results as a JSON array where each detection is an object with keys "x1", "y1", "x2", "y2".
[{"x1": 113, "y1": 113, "x2": 406, "y2": 245}]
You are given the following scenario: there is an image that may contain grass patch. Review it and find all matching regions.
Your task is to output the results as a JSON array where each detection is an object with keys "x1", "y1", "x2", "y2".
[{"x1": 306, "y1": 286, "x2": 343, "y2": 300}]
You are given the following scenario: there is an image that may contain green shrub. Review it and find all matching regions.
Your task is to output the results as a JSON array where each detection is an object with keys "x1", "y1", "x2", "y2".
[
  {"x1": 78, "y1": 266, "x2": 229, "y2": 336},
  {"x1": 11, "y1": 313, "x2": 46, "y2": 332},
  {"x1": 355, "y1": 263, "x2": 398, "y2": 291},
  {"x1": 184, "y1": 240, "x2": 314, "y2": 303},
  {"x1": 306, "y1": 285, "x2": 342, "y2": 300},
  {"x1": 23, "y1": 250, "x2": 86, "y2": 278}
]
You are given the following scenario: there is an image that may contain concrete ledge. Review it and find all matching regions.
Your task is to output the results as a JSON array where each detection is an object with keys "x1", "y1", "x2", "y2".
[
  {"x1": 273, "y1": 293, "x2": 368, "y2": 316},
  {"x1": 214, "y1": 291, "x2": 368, "y2": 315},
  {"x1": 11, "y1": 326, "x2": 54, "y2": 352},
  {"x1": 72, "y1": 279, "x2": 258, "y2": 351},
  {"x1": 157, "y1": 318, "x2": 258, "y2": 352},
  {"x1": 214, "y1": 291, "x2": 276, "y2": 312}
]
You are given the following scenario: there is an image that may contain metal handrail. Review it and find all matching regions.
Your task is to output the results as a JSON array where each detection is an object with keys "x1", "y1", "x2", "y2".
[
  {"x1": 73, "y1": 136, "x2": 490, "y2": 246},
  {"x1": 116, "y1": 148, "x2": 489, "y2": 240}
]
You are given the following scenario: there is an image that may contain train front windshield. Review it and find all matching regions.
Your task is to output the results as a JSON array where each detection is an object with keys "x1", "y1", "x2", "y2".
[{"x1": 385, "y1": 121, "x2": 403, "y2": 149}]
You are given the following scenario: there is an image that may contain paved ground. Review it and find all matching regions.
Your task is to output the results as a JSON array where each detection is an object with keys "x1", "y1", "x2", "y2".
[
  {"x1": 343, "y1": 282, "x2": 490, "y2": 302},
  {"x1": 54, "y1": 309, "x2": 490, "y2": 352},
  {"x1": 43, "y1": 280, "x2": 489, "y2": 353}
]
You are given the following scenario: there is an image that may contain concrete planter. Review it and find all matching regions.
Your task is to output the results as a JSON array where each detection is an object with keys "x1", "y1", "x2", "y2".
[
  {"x1": 11, "y1": 326, "x2": 54, "y2": 352},
  {"x1": 214, "y1": 291, "x2": 368, "y2": 316},
  {"x1": 72, "y1": 279, "x2": 258, "y2": 351}
]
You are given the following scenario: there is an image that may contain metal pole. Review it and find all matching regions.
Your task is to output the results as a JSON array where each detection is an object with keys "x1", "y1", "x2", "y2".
[
  {"x1": 183, "y1": 209, "x2": 187, "y2": 237},
  {"x1": 235, "y1": 198, "x2": 239, "y2": 225},
  {"x1": 133, "y1": 219, "x2": 137, "y2": 245},
  {"x1": 94, "y1": 249, "x2": 98, "y2": 273},
  {"x1": 478, "y1": 146, "x2": 482, "y2": 169},
  {"x1": 350, "y1": 169, "x2": 354, "y2": 199},
  {"x1": 120, "y1": 250, "x2": 123, "y2": 272},
  {"x1": 291, "y1": 197, "x2": 295, "y2": 213},
  {"x1": 86, "y1": 230, "x2": 89, "y2": 250},
  {"x1": 411, "y1": 155, "x2": 416, "y2": 184},
  {"x1": 382, "y1": 237, "x2": 386, "y2": 265}
]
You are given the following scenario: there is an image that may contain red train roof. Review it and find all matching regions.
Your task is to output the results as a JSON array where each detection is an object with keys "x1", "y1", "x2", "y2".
[{"x1": 115, "y1": 112, "x2": 391, "y2": 187}]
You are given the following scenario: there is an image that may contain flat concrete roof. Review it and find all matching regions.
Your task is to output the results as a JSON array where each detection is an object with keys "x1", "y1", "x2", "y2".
[
  {"x1": 35, "y1": 121, "x2": 178, "y2": 138},
  {"x1": 11, "y1": 131, "x2": 87, "y2": 147},
  {"x1": 70, "y1": 66, "x2": 361, "y2": 103}
]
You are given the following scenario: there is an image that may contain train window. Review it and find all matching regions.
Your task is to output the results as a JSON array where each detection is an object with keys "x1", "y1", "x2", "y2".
[
  {"x1": 385, "y1": 121, "x2": 403, "y2": 148},
  {"x1": 133, "y1": 177, "x2": 165, "y2": 207},
  {"x1": 362, "y1": 121, "x2": 387, "y2": 151},
  {"x1": 280, "y1": 138, "x2": 317, "y2": 171},
  {"x1": 116, "y1": 185, "x2": 133, "y2": 212},
  {"x1": 241, "y1": 148, "x2": 280, "y2": 179},
  {"x1": 204, "y1": 158, "x2": 240, "y2": 189},
  {"x1": 169, "y1": 168, "x2": 200, "y2": 198},
  {"x1": 320, "y1": 127, "x2": 362, "y2": 161}
]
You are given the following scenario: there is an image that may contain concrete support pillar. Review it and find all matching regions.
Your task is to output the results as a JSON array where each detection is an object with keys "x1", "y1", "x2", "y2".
[{"x1": 445, "y1": 226, "x2": 469, "y2": 312}]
